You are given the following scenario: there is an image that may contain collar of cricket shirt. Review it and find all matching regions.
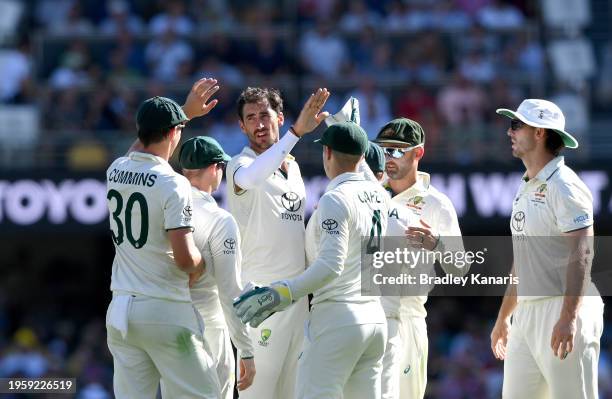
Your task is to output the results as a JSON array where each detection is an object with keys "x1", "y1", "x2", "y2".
[
  {"x1": 523, "y1": 156, "x2": 564, "y2": 183},
  {"x1": 191, "y1": 187, "x2": 216, "y2": 204},
  {"x1": 326, "y1": 172, "x2": 364, "y2": 191},
  {"x1": 129, "y1": 151, "x2": 168, "y2": 165},
  {"x1": 391, "y1": 171, "x2": 431, "y2": 200}
]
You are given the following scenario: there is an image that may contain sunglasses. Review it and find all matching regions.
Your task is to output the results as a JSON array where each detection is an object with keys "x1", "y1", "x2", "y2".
[
  {"x1": 216, "y1": 162, "x2": 226, "y2": 171},
  {"x1": 510, "y1": 119, "x2": 525, "y2": 131},
  {"x1": 382, "y1": 144, "x2": 423, "y2": 159}
]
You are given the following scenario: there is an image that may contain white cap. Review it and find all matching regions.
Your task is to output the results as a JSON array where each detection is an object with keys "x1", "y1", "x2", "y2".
[{"x1": 496, "y1": 99, "x2": 578, "y2": 149}]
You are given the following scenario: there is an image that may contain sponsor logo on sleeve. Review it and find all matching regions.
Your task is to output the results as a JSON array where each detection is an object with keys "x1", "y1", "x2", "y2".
[
  {"x1": 573, "y1": 214, "x2": 590, "y2": 224},
  {"x1": 223, "y1": 238, "x2": 236, "y2": 254},
  {"x1": 322, "y1": 218, "x2": 339, "y2": 235},
  {"x1": 182, "y1": 205, "x2": 192, "y2": 223}
]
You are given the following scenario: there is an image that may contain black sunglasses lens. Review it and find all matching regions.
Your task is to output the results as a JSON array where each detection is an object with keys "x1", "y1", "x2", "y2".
[{"x1": 511, "y1": 119, "x2": 522, "y2": 131}]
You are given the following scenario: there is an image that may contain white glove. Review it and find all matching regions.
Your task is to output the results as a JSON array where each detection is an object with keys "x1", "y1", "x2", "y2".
[
  {"x1": 325, "y1": 97, "x2": 360, "y2": 126},
  {"x1": 233, "y1": 281, "x2": 293, "y2": 328}
]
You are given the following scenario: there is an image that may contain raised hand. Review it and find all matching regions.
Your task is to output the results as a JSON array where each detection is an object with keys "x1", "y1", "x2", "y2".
[
  {"x1": 182, "y1": 78, "x2": 220, "y2": 120},
  {"x1": 292, "y1": 88, "x2": 331, "y2": 137}
]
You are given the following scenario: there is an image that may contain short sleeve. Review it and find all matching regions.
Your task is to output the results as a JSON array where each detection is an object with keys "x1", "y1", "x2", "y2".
[
  {"x1": 163, "y1": 176, "x2": 194, "y2": 230},
  {"x1": 551, "y1": 180, "x2": 593, "y2": 233}
]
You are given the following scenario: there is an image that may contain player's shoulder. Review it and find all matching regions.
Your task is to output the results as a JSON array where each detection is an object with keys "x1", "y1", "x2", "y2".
[
  {"x1": 155, "y1": 169, "x2": 191, "y2": 197},
  {"x1": 425, "y1": 183, "x2": 455, "y2": 211},
  {"x1": 548, "y1": 164, "x2": 592, "y2": 199},
  {"x1": 227, "y1": 147, "x2": 253, "y2": 172},
  {"x1": 106, "y1": 156, "x2": 129, "y2": 174}
]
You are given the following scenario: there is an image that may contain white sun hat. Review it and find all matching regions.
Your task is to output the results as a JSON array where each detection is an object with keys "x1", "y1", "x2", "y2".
[{"x1": 496, "y1": 99, "x2": 578, "y2": 149}]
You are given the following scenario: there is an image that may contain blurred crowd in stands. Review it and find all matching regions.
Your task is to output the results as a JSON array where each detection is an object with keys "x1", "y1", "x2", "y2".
[{"x1": 1, "y1": 0, "x2": 609, "y2": 169}]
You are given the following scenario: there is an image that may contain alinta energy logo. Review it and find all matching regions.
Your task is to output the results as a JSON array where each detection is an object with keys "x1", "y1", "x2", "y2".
[
  {"x1": 281, "y1": 191, "x2": 302, "y2": 212},
  {"x1": 259, "y1": 328, "x2": 271, "y2": 347},
  {"x1": 512, "y1": 211, "x2": 526, "y2": 232}
]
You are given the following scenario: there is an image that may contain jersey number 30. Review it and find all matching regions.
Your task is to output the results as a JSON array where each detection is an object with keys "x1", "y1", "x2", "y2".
[{"x1": 107, "y1": 189, "x2": 149, "y2": 249}]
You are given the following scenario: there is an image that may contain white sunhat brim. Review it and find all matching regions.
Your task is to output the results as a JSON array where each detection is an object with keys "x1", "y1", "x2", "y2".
[{"x1": 495, "y1": 108, "x2": 579, "y2": 149}]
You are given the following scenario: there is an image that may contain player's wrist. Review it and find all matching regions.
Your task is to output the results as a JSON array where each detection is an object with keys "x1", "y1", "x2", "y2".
[{"x1": 289, "y1": 125, "x2": 303, "y2": 138}]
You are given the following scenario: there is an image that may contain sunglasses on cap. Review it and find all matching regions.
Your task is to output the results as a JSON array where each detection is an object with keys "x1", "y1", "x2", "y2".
[
  {"x1": 382, "y1": 144, "x2": 423, "y2": 159},
  {"x1": 510, "y1": 119, "x2": 526, "y2": 131}
]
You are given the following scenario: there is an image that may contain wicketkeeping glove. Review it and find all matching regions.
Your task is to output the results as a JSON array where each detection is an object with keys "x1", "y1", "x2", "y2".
[{"x1": 233, "y1": 281, "x2": 293, "y2": 328}]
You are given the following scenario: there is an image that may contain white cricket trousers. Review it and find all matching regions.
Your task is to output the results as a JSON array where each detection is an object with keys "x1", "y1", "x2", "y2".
[
  {"x1": 238, "y1": 296, "x2": 308, "y2": 399},
  {"x1": 296, "y1": 312, "x2": 387, "y2": 398},
  {"x1": 381, "y1": 316, "x2": 428, "y2": 399},
  {"x1": 106, "y1": 295, "x2": 221, "y2": 399},
  {"x1": 503, "y1": 296, "x2": 604, "y2": 399},
  {"x1": 204, "y1": 327, "x2": 235, "y2": 399}
]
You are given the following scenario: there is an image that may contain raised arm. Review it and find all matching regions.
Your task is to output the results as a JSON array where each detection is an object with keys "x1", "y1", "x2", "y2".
[{"x1": 234, "y1": 88, "x2": 330, "y2": 191}]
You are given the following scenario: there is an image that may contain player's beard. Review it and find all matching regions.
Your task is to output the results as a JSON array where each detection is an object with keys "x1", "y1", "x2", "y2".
[{"x1": 249, "y1": 128, "x2": 278, "y2": 154}]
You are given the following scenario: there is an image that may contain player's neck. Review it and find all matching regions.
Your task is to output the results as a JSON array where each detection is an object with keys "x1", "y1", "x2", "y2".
[
  {"x1": 141, "y1": 142, "x2": 173, "y2": 161},
  {"x1": 389, "y1": 171, "x2": 417, "y2": 195},
  {"x1": 327, "y1": 164, "x2": 358, "y2": 180},
  {"x1": 522, "y1": 150, "x2": 555, "y2": 180}
]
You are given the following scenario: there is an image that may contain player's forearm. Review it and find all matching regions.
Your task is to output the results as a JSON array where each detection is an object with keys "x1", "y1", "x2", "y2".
[
  {"x1": 288, "y1": 259, "x2": 338, "y2": 299},
  {"x1": 561, "y1": 253, "x2": 589, "y2": 319},
  {"x1": 560, "y1": 229, "x2": 593, "y2": 320},
  {"x1": 234, "y1": 131, "x2": 299, "y2": 189},
  {"x1": 496, "y1": 267, "x2": 518, "y2": 322}
]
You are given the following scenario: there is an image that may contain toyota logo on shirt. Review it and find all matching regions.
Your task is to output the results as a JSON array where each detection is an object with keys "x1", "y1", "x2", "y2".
[
  {"x1": 512, "y1": 211, "x2": 526, "y2": 232},
  {"x1": 322, "y1": 218, "x2": 338, "y2": 231},
  {"x1": 224, "y1": 238, "x2": 236, "y2": 250},
  {"x1": 281, "y1": 192, "x2": 302, "y2": 212}
]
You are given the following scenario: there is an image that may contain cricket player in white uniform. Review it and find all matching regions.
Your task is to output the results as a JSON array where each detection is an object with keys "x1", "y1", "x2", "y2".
[
  {"x1": 105, "y1": 79, "x2": 222, "y2": 398},
  {"x1": 226, "y1": 87, "x2": 331, "y2": 398},
  {"x1": 176, "y1": 136, "x2": 256, "y2": 398},
  {"x1": 374, "y1": 118, "x2": 467, "y2": 399},
  {"x1": 235, "y1": 122, "x2": 391, "y2": 399},
  {"x1": 490, "y1": 99, "x2": 604, "y2": 398}
]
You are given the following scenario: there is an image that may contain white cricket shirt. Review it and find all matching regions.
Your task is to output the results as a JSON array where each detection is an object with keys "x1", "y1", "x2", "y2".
[
  {"x1": 189, "y1": 188, "x2": 253, "y2": 356},
  {"x1": 107, "y1": 152, "x2": 194, "y2": 302},
  {"x1": 306, "y1": 172, "x2": 390, "y2": 326},
  {"x1": 510, "y1": 156, "x2": 597, "y2": 300},
  {"x1": 226, "y1": 146, "x2": 306, "y2": 285},
  {"x1": 382, "y1": 172, "x2": 464, "y2": 318}
]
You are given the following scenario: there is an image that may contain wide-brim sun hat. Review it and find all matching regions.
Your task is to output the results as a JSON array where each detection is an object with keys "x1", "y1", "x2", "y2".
[{"x1": 496, "y1": 99, "x2": 578, "y2": 149}]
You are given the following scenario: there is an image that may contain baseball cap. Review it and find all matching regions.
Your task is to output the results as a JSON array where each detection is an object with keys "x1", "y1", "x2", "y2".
[
  {"x1": 374, "y1": 118, "x2": 425, "y2": 146},
  {"x1": 136, "y1": 96, "x2": 188, "y2": 132},
  {"x1": 179, "y1": 136, "x2": 231, "y2": 169},
  {"x1": 496, "y1": 99, "x2": 578, "y2": 149},
  {"x1": 365, "y1": 142, "x2": 385, "y2": 173},
  {"x1": 314, "y1": 122, "x2": 369, "y2": 155}
]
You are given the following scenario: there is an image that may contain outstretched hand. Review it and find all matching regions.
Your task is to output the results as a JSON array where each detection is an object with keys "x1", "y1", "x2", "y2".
[
  {"x1": 182, "y1": 78, "x2": 220, "y2": 120},
  {"x1": 292, "y1": 88, "x2": 331, "y2": 137}
]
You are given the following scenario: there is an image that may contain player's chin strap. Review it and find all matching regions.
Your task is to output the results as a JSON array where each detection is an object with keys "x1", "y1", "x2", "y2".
[{"x1": 233, "y1": 281, "x2": 294, "y2": 328}]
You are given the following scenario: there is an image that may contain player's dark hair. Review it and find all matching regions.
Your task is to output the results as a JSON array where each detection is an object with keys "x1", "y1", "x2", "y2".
[
  {"x1": 137, "y1": 126, "x2": 175, "y2": 147},
  {"x1": 236, "y1": 87, "x2": 284, "y2": 120},
  {"x1": 544, "y1": 129, "x2": 564, "y2": 156}
]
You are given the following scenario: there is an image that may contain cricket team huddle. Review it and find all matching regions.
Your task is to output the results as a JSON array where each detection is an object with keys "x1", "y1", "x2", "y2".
[{"x1": 105, "y1": 77, "x2": 604, "y2": 399}]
